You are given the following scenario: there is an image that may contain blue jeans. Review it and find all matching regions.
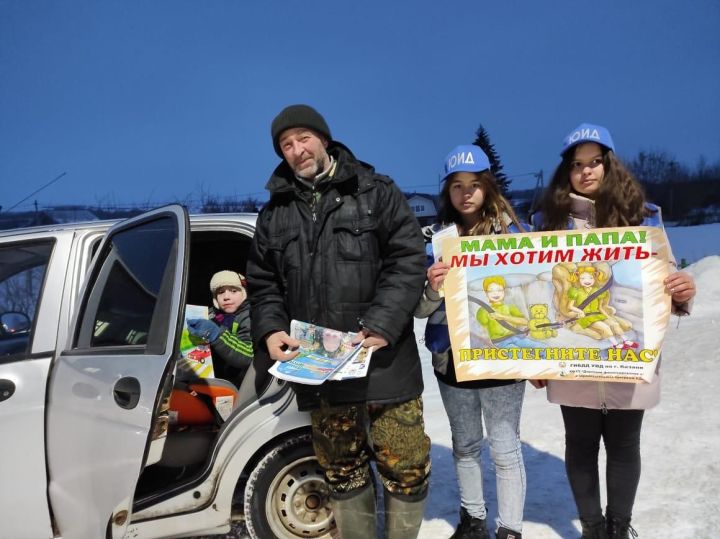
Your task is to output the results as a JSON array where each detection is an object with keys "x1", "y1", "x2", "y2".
[{"x1": 438, "y1": 379, "x2": 526, "y2": 532}]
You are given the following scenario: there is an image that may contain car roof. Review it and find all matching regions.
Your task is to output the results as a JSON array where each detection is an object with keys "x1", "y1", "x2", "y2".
[{"x1": 0, "y1": 211, "x2": 258, "y2": 239}]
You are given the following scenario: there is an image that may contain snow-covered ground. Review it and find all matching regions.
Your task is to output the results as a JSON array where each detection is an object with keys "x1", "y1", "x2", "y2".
[{"x1": 418, "y1": 254, "x2": 720, "y2": 538}]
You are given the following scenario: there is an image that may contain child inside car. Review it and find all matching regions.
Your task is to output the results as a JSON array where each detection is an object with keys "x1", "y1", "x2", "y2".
[{"x1": 187, "y1": 270, "x2": 253, "y2": 384}]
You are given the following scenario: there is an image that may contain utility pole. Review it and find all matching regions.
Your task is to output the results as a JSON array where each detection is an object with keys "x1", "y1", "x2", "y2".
[{"x1": 529, "y1": 169, "x2": 544, "y2": 215}]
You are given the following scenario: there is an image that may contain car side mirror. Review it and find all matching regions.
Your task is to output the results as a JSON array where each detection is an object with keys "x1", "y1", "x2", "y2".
[{"x1": 0, "y1": 312, "x2": 31, "y2": 337}]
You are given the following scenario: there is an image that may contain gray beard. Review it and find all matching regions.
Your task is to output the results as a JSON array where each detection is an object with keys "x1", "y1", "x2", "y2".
[
  {"x1": 294, "y1": 158, "x2": 319, "y2": 179},
  {"x1": 297, "y1": 156, "x2": 332, "y2": 182}
]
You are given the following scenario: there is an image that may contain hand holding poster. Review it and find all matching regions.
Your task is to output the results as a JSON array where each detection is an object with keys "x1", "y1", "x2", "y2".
[{"x1": 441, "y1": 226, "x2": 672, "y2": 383}]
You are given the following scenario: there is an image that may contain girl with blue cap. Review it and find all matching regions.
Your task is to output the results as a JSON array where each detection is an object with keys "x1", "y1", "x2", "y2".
[
  {"x1": 416, "y1": 144, "x2": 527, "y2": 539},
  {"x1": 531, "y1": 124, "x2": 696, "y2": 539}
]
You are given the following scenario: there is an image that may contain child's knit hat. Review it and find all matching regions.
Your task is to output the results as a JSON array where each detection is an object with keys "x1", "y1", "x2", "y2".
[{"x1": 210, "y1": 271, "x2": 246, "y2": 295}]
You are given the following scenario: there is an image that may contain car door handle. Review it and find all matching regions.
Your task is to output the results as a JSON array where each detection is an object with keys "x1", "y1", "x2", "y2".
[
  {"x1": 113, "y1": 377, "x2": 141, "y2": 409},
  {"x1": 0, "y1": 379, "x2": 16, "y2": 402}
]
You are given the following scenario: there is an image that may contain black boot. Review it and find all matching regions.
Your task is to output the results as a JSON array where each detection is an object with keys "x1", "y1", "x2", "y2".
[
  {"x1": 606, "y1": 511, "x2": 637, "y2": 538},
  {"x1": 495, "y1": 526, "x2": 521, "y2": 539},
  {"x1": 449, "y1": 507, "x2": 489, "y2": 539},
  {"x1": 580, "y1": 516, "x2": 608, "y2": 539}
]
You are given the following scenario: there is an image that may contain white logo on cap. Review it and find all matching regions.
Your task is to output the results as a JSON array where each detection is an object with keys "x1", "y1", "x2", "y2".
[
  {"x1": 448, "y1": 151, "x2": 475, "y2": 169},
  {"x1": 569, "y1": 128, "x2": 600, "y2": 144}
]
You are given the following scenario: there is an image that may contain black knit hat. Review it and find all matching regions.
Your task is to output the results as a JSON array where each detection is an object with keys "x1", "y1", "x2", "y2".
[{"x1": 271, "y1": 104, "x2": 332, "y2": 157}]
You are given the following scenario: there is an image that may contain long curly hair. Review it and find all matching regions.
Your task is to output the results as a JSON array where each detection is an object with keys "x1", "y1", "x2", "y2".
[
  {"x1": 439, "y1": 170, "x2": 525, "y2": 236},
  {"x1": 538, "y1": 145, "x2": 653, "y2": 231}
]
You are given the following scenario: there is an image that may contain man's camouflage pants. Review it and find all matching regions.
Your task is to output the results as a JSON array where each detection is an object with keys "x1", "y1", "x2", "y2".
[{"x1": 310, "y1": 396, "x2": 431, "y2": 498}]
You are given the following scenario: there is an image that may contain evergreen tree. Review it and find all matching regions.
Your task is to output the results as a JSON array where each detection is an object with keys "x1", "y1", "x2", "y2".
[{"x1": 473, "y1": 124, "x2": 511, "y2": 195}]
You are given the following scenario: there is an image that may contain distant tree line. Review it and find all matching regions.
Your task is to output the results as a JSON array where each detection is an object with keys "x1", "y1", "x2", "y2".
[
  {"x1": 627, "y1": 151, "x2": 720, "y2": 224},
  {"x1": 473, "y1": 124, "x2": 720, "y2": 224},
  {"x1": 2, "y1": 142, "x2": 718, "y2": 229},
  {"x1": 199, "y1": 193, "x2": 261, "y2": 214}
]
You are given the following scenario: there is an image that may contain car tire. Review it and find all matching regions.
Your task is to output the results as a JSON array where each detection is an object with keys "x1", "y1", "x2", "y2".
[{"x1": 243, "y1": 432, "x2": 337, "y2": 539}]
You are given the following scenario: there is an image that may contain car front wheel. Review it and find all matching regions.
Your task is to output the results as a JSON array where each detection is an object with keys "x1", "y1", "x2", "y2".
[{"x1": 243, "y1": 432, "x2": 337, "y2": 539}]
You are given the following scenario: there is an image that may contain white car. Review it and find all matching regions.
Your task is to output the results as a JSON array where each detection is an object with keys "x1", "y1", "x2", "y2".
[{"x1": 0, "y1": 205, "x2": 336, "y2": 539}]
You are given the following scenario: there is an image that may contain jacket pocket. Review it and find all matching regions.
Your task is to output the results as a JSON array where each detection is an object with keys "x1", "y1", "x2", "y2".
[
  {"x1": 267, "y1": 229, "x2": 301, "y2": 276},
  {"x1": 333, "y1": 216, "x2": 378, "y2": 261}
]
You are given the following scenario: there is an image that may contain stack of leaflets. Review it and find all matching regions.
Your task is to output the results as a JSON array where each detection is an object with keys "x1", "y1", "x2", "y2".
[
  {"x1": 177, "y1": 304, "x2": 215, "y2": 378},
  {"x1": 269, "y1": 320, "x2": 373, "y2": 385}
]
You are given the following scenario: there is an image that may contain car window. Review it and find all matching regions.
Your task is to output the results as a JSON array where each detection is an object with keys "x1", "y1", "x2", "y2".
[
  {"x1": 74, "y1": 216, "x2": 178, "y2": 353},
  {"x1": 0, "y1": 240, "x2": 54, "y2": 361}
]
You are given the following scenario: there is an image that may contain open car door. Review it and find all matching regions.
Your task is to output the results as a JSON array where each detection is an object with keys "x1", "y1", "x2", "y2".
[{"x1": 46, "y1": 205, "x2": 189, "y2": 539}]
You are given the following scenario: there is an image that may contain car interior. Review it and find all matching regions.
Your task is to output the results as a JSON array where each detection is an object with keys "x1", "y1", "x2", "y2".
[
  {"x1": 133, "y1": 228, "x2": 268, "y2": 510},
  {"x1": 0, "y1": 241, "x2": 54, "y2": 360}
]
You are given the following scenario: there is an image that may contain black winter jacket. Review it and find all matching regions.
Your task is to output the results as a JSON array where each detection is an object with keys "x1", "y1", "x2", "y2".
[
  {"x1": 247, "y1": 143, "x2": 426, "y2": 410},
  {"x1": 208, "y1": 304, "x2": 253, "y2": 386}
]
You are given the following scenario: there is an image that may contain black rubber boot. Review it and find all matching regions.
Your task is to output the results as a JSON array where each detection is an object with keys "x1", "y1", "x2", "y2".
[
  {"x1": 495, "y1": 525, "x2": 522, "y2": 539},
  {"x1": 383, "y1": 489, "x2": 427, "y2": 539},
  {"x1": 330, "y1": 483, "x2": 377, "y2": 539},
  {"x1": 449, "y1": 507, "x2": 489, "y2": 539},
  {"x1": 606, "y1": 511, "x2": 637, "y2": 538},
  {"x1": 580, "y1": 516, "x2": 608, "y2": 539}
]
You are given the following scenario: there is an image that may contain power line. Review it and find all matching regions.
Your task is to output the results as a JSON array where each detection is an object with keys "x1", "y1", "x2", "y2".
[
  {"x1": 4, "y1": 172, "x2": 67, "y2": 213},
  {"x1": 505, "y1": 171, "x2": 541, "y2": 179}
]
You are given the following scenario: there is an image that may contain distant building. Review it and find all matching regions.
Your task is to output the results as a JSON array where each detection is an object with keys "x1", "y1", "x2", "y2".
[
  {"x1": 403, "y1": 187, "x2": 540, "y2": 228},
  {"x1": 508, "y1": 189, "x2": 538, "y2": 223},
  {"x1": 406, "y1": 193, "x2": 438, "y2": 226}
]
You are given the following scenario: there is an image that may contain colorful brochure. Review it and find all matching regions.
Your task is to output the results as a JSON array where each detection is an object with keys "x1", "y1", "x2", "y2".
[
  {"x1": 177, "y1": 304, "x2": 215, "y2": 378},
  {"x1": 268, "y1": 320, "x2": 373, "y2": 384}
]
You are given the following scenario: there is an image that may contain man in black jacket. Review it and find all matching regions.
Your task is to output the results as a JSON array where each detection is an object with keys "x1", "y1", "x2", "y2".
[{"x1": 247, "y1": 104, "x2": 430, "y2": 539}]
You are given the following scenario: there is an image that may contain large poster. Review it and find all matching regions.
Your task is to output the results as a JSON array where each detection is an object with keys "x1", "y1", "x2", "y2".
[{"x1": 440, "y1": 227, "x2": 672, "y2": 383}]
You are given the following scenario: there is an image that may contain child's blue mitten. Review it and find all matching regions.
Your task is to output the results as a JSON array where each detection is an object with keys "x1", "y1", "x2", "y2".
[{"x1": 187, "y1": 319, "x2": 222, "y2": 343}]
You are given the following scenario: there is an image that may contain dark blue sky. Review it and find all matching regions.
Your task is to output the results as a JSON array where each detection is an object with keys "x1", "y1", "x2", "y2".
[{"x1": 2, "y1": 0, "x2": 719, "y2": 211}]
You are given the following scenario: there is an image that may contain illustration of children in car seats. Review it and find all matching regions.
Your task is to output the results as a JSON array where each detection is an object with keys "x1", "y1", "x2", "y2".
[
  {"x1": 474, "y1": 276, "x2": 538, "y2": 348},
  {"x1": 552, "y1": 261, "x2": 637, "y2": 350}
]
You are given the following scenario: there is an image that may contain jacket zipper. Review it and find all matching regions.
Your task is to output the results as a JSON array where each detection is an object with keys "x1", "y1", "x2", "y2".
[
  {"x1": 311, "y1": 184, "x2": 318, "y2": 222},
  {"x1": 309, "y1": 184, "x2": 337, "y2": 321}
]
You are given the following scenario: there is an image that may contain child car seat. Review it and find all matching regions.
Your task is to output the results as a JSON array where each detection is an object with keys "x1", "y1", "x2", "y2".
[{"x1": 169, "y1": 377, "x2": 239, "y2": 426}]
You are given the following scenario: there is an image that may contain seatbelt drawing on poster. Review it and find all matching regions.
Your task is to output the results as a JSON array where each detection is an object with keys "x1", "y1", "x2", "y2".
[{"x1": 440, "y1": 227, "x2": 672, "y2": 383}]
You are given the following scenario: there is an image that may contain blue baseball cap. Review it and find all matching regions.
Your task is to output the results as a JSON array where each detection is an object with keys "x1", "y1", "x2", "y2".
[
  {"x1": 442, "y1": 145, "x2": 491, "y2": 181},
  {"x1": 561, "y1": 123, "x2": 615, "y2": 156}
]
